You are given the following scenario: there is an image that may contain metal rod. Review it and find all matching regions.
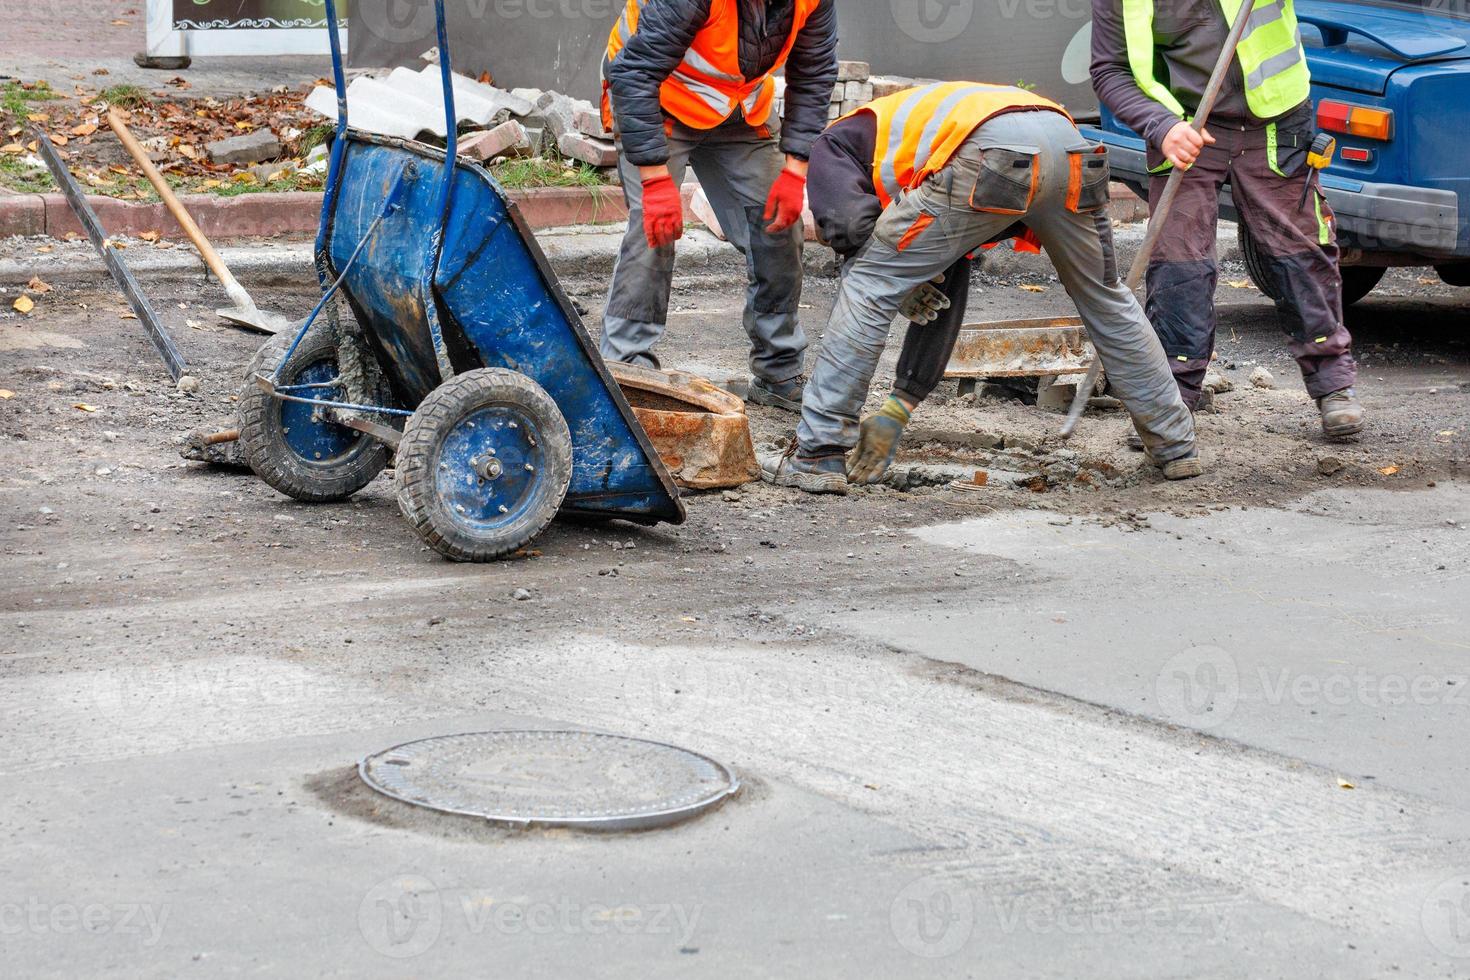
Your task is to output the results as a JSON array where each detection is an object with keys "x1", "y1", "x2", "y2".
[
  {"x1": 421, "y1": 0, "x2": 460, "y2": 382},
  {"x1": 30, "y1": 128, "x2": 187, "y2": 381},
  {"x1": 1059, "y1": 2, "x2": 1259, "y2": 438},
  {"x1": 316, "y1": 0, "x2": 350, "y2": 262}
]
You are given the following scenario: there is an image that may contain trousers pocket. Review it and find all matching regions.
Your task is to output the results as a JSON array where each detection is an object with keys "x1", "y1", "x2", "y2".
[
  {"x1": 1067, "y1": 144, "x2": 1111, "y2": 213},
  {"x1": 969, "y1": 148, "x2": 1038, "y2": 214}
]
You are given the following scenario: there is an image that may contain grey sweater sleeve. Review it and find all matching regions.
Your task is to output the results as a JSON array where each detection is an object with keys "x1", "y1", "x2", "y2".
[
  {"x1": 1089, "y1": 0, "x2": 1182, "y2": 151},
  {"x1": 605, "y1": 0, "x2": 713, "y2": 167}
]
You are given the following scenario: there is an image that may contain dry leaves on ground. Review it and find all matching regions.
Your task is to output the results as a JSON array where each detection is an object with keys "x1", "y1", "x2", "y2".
[{"x1": 13, "y1": 295, "x2": 35, "y2": 314}]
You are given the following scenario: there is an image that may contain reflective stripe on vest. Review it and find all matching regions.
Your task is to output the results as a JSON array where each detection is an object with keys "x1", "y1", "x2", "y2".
[
  {"x1": 1121, "y1": 0, "x2": 1310, "y2": 124},
  {"x1": 603, "y1": 0, "x2": 820, "y2": 131},
  {"x1": 846, "y1": 82, "x2": 1072, "y2": 207}
]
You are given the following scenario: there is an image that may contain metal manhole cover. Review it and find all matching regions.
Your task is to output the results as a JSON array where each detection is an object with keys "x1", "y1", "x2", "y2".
[{"x1": 358, "y1": 731, "x2": 739, "y2": 831}]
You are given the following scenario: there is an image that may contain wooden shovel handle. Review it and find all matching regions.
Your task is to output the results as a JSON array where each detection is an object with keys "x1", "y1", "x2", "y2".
[{"x1": 106, "y1": 109, "x2": 239, "y2": 292}]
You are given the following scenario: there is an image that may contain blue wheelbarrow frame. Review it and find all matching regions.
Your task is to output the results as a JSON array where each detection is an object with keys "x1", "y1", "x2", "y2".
[{"x1": 244, "y1": 0, "x2": 684, "y2": 558}]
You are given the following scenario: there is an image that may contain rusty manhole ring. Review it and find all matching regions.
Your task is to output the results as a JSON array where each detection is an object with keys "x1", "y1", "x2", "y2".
[{"x1": 358, "y1": 731, "x2": 739, "y2": 831}]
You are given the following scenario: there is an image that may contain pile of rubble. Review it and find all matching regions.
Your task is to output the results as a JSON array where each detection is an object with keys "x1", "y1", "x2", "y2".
[{"x1": 304, "y1": 65, "x2": 617, "y2": 171}]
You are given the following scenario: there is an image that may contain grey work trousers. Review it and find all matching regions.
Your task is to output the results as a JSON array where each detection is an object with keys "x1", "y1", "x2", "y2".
[
  {"x1": 798, "y1": 110, "x2": 1197, "y2": 462},
  {"x1": 600, "y1": 115, "x2": 806, "y2": 384}
]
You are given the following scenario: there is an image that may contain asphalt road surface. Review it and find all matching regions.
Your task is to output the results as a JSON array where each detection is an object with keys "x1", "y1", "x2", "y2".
[{"x1": 2, "y1": 253, "x2": 1468, "y2": 977}]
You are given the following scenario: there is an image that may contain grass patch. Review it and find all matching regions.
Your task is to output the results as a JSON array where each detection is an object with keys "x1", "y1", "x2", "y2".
[
  {"x1": 99, "y1": 84, "x2": 148, "y2": 109},
  {"x1": 489, "y1": 154, "x2": 610, "y2": 189},
  {"x1": 296, "y1": 122, "x2": 335, "y2": 157},
  {"x1": 1, "y1": 81, "x2": 60, "y2": 119},
  {"x1": 0, "y1": 155, "x2": 53, "y2": 194}
]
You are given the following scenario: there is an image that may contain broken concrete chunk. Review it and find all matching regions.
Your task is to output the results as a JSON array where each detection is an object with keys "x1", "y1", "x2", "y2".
[
  {"x1": 557, "y1": 132, "x2": 616, "y2": 167},
  {"x1": 836, "y1": 60, "x2": 870, "y2": 82},
  {"x1": 573, "y1": 103, "x2": 610, "y2": 139},
  {"x1": 1203, "y1": 369, "x2": 1234, "y2": 393},
  {"x1": 1249, "y1": 366, "x2": 1275, "y2": 389},
  {"x1": 206, "y1": 129, "x2": 280, "y2": 166},
  {"x1": 459, "y1": 120, "x2": 531, "y2": 162}
]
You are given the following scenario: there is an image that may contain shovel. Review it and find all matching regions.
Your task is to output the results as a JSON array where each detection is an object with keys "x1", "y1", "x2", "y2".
[{"x1": 108, "y1": 109, "x2": 291, "y2": 335}]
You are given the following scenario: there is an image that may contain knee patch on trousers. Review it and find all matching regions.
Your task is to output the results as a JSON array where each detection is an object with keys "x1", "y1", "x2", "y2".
[
  {"x1": 1259, "y1": 250, "x2": 1344, "y2": 343},
  {"x1": 1145, "y1": 260, "x2": 1218, "y2": 360},
  {"x1": 744, "y1": 205, "x2": 802, "y2": 315}
]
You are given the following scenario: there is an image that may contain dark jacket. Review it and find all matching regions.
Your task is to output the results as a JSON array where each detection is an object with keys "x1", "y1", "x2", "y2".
[
  {"x1": 1090, "y1": 0, "x2": 1267, "y2": 151},
  {"x1": 605, "y1": 0, "x2": 839, "y2": 166}
]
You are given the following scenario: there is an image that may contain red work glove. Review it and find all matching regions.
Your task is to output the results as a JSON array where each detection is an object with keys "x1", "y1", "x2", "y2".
[
  {"x1": 763, "y1": 167, "x2": 807, "y2": 233},
  {"x1": 640, "y1": 174, "x2": 684, "y2": 249}
]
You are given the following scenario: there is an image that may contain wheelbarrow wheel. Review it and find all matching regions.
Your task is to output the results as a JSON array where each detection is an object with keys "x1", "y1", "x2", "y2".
[
  {"x1": 395, "y1": 368, "x2": 573, "y2": 562},
  {"x1": 237, "y1": 320, "x2": 393, "y2": 502}
]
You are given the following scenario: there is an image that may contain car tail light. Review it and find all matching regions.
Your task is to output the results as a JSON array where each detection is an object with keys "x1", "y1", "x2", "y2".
[{"x1": 1317, "y1": 100, "x2": 1393, "y2": 140}]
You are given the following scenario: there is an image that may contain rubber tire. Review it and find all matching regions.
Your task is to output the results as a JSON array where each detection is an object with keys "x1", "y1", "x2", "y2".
[
  {"x1": 237, "y1": 320, "x2": 392, "y2": 502},
  {"x1": 1238, "y1": 222, "x2": 1383, "y2": 307},
  {"x1": 395, "y1": 368, "x2": 572, "y2": 562}
]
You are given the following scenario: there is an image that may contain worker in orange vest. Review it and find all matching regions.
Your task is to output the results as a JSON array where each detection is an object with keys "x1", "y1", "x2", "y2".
[
  {"x1": 598, "y1": 0, "x2": 837, "y2": 412},
  {"x1": 764, "y1": 82, "x2": 1201, "y2": 493}
]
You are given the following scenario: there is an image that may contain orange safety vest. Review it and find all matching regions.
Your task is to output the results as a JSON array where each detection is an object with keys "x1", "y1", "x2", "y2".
[
  {"x1": 602, "y1": 0, "x2": 823, "y2": 133},
  {"x1": 844, "y1": 82, "x2": 1072, "y2": 208}
]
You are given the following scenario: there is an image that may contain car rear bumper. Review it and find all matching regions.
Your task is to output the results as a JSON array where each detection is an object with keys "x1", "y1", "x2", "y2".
[{"x1": 1082, "y1": 126, "x2": 1464, "y2": 259}]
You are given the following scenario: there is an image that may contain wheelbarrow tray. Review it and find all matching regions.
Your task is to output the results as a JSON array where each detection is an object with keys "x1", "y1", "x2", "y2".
[{"x1": 325, "y1": 131, "x2": 684, "y2": 527}]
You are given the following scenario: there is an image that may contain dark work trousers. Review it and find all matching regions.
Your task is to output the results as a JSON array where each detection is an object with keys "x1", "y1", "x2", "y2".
[
  {"x1": 1145, "y1": 122, "x2": 1357, "y2": 407},
  {"x1": 602, "y1": 114, "x2": 806, "y2": 384},
  {"x1": 892, "y1": 254, "x2": 973, "y2": 405}
]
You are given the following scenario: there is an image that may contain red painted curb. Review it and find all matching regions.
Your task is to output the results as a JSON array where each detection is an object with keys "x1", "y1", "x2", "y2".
[
  {"x1": 0, "y1": 181, "x2": 1147, "y2": 241},
  {"x1": 0, "y1": 185, "x2": 635, "y2": 241}
]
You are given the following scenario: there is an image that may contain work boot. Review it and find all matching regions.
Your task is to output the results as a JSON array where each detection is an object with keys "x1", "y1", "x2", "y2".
[
  {"x1": 759, "y1": 445, "x2": 848, "y2": 495},
  {"x1": 848, "y1": 396, "x2": 911, "y2": 485},
  {"x1": 1145, "y1": 449, "x2": 1204, "y2": 480},
  {"x1": 1318, "y1": 387, "x2": 1364, "y2": 440},
  {"x1": 747, "y1": 374, "x2": 806, "y2": 414}
]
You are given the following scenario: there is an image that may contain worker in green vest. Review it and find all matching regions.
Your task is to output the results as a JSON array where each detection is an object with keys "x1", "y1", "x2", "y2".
[{"x1": 1092, "y1": 0, "x2": 1365, "y2": 441}]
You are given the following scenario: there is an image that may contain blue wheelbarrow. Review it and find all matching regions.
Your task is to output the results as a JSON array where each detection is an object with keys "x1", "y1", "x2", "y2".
[{"x1": 236, "y1": 0, "x2": 684, "y2": 561}]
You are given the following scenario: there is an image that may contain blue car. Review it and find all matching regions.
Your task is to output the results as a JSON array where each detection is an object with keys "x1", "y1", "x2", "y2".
[{"x1": 1083, "y1": 0, "x2": 1470, "y2": 305}]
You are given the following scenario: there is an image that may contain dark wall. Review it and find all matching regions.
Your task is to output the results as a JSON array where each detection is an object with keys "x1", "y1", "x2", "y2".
[{"x1": 350, "y1": 0, "x2": 1098, "y2": 112}]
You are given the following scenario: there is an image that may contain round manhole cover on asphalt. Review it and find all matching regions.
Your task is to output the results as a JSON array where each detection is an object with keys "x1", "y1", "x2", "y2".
[{"x1": 358, "y1": 731, "x2": 739, "y2": 831}]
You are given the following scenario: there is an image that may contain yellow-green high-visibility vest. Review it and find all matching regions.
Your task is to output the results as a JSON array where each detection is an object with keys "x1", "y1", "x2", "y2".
[{"x1": 1120, "y1": 0, "x2": 1311, "y2": 121}]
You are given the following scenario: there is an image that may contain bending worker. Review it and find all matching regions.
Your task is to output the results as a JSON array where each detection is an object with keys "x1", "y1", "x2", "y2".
[
  {"x1": 763, "y1": 82, "x2": 1201, "y2": 494},
  {"x1": 1091, "y1": 0, "x2": 1364, "y2": 439},
  {"x1": 598, "y1": 0, "x2": 838, "y2": 412}
]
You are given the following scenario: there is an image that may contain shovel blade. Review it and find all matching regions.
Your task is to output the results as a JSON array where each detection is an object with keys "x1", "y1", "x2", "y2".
[{"x1": 217, "y1": 306, "x2": 291, "y2": 335}]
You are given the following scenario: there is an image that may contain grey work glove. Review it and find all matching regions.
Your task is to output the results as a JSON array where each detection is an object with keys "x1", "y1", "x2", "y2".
[{"x1": 899, "y1": 274, "x2": 951, "y2": 324}]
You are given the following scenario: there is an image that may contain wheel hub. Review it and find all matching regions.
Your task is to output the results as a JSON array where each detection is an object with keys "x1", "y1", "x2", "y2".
[{"x1": 436, "y1": 405, "x2": 547, "y2": 529}]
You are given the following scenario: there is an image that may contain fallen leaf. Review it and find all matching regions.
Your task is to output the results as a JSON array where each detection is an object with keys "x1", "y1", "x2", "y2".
[
  {"x1": 1378, "y1": 465, "x2": 1399, "y2": 476},
  {"x1": 234, "y1": 121, "x2": 254, "y2": 131},
  {"x1": 26, "y1": 112, "x2": 49, "y2": 123},
  {"x1": 139, "y1": 230, "x2": 161, "y2": 243},
  {"x1": 1019, "y1": 284, "x2": 1047, "y2": 293},
  {"x1": 1419, "y1": 276, "x2": 1438, "y2": 285},
  {"x1": 178, "y1": 144, "x2": 197, "y2": 160},
  {"x1": 109, "y1": 165, "x2": 129, "y2": 175},
  {"x1": 231, "y1": 172, "x2": 258, "y2": 185},
  {"x1": 73, "y1": 403, "x2": 98, "y2": 412},
  {"x1": 49, "y1": 133, "x2": 69, "y2": 147},
  {"x1": 35, "y1": 245, "x2": 53, "y2": 253},
  {"x1": 1337, "y1": 778, "x2": 1355, "y2": 790},
  {"x1": 120, "y1": 312, "x2": 138, "y2": 320},
  {"x1": 71, "y1": 121, "x2": 98, "y2": 137},
  {"x1": 0, "y1": 389, "x2": 14, "y2": 399},
  {"x1": 12, "y1": 295, "x2": 35, "y2": 314},
  {"x1": 0, "y1": 144, "x2": 25, "y2": 155},
  {"x1": 111, "y1": 18, "x2": 130, "y2": 25},
  {"x1": 202, "y1": 179, "x2": 222, "y2": 189},
  {"x1": 26, "y1": 276, "x2": 52, "y2": 294},
  {"x1": 1226, "y1": 279, "x2": 1254, "y2": 288},
  {"x1": 5, "y1": 126, "x2": 19, "y2": 137}
]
